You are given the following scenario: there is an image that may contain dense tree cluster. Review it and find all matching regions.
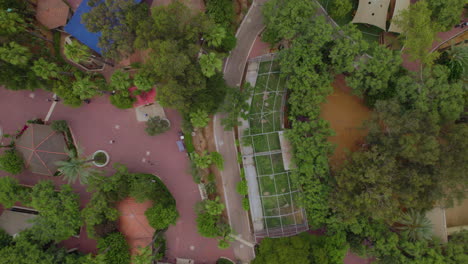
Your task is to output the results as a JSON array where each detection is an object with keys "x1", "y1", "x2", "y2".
[{"x1": 261, "y1": 0, "x2": 468, "y2": 262}]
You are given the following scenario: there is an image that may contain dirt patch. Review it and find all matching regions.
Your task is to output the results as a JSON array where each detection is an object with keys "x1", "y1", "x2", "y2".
[{"x1": 320, "y1": 75, "x2": 371, "y2": 168}]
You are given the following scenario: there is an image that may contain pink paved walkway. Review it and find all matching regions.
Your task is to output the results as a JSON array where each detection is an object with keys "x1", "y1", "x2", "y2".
[{"x1": 0, "y1": 88, "x2": 234, "y2": 262}]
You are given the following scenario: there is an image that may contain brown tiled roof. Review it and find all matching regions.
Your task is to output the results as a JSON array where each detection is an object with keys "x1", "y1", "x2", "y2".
[{"x1": 36, "y1": 0, "x2": 70, "y2": 29}]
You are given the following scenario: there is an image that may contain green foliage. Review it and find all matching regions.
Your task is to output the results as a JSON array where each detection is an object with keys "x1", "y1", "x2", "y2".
[
  {"x1": 110, "y1": 70, "x2": 132, "y2": 91},
  {"x1": 262, "y1": 0, "x2": 318, "y2": 44},
  {"x1": 236, "y1": 180, "x2": 248, "y2": 196},
  {"x1": 220, "y1": 84, "x2": 252, "y2": 130},
  {"x1": 0, "y1": 176, "x2": 27, "y2": 208},
  {"x1": 190, "y1": 109, "x2": 210, "y2": 128},
  {"x1": 145, "y1": 203, "x2": 179, "y2": 230},
  {"x1": 396, "y1": 210, "x2": 433, "y2": 242},
  {"x1": 210, "y1": 151, "x2": 224, "y2": 170},
  {"x1": 199, "y1": 52, "x2": 222, "y2": 78},
  {"x1": 426, "y1": 0, "x2": 466, "y2": 31},
  {"x1": 393, "y1": 1, "x2": 439, "y2": 65},
  {"x1": 206, "y1": 24, "x2": 226, "y2": 48},
  {"x1": 0, "y1": 41, "x2": 31, "y2": 66},
  {"x1": 31, "y1": 58, "x2": 60, "y2": 80},
  {"x1": 242, "y1": 197, "x2": 250, "y2": 211},
  {"x1": 436, "y1": 45, "x2": 468, "y2": 82},
  {"x1": 131, "y1": 246, "x2": 153, "y2": 264},
  {"x1": 29, "y1": 181, "x2": 82, "y2": 242},
  {"x1": 190, "y1": 151, "x2": 213, "y2": 169},
  {"x1": 64, "y1": 39, "x2": 90, "y2": 63},
  {"x1": 0, "y1": 229, "x2": 11, "y2": 250},
  {"x1": 56, "y1": 149, "x2": 99, "y2": 185},
  {"x1": 196, "y1": 211, "x2": 222, "y2": 238},
  {"x1": 97, "y1": 232, "x2": 131, "y2": 264},
  {"x1": 329, "y1": 24, "x2": 368, "y2": 74},
  {"x1": 145, "y1": 116, "x2": 170, "y2": 136},
  {"x1": 50, "y1": 120, "x2": 69, "y2": 133},
  {"x1": 134, "y1": 69, "x2": 156, "y2": 92},
  {"x1": 330, "y1": 0, "x2": 352, "y2": 18},
  {"x1": 72, "y1": 75, "x2": 103, "y2": 100},
  {"x1": 0, "y1": 149, "x2": 24, "y2": 175},
  {"x1": 346, "y1": 45, "x2": 402, "y2": 99},
  {"x1": 205, "y1": 0, "x2": 235, "y2": 30},
  {"x1": 83, "y1": 0, "x2": 138, "y2": 59},
  {"x1": 201, "y1": 197, "x2": 225, "y2": 216},
  {"x1": 110, "y1": 92, "x2": 135, "y2": 109}
]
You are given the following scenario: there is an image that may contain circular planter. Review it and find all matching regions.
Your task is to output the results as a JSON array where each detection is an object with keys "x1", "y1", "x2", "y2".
[{"x1": 92, "y1": 150, "x2": 109, "y2": 167}]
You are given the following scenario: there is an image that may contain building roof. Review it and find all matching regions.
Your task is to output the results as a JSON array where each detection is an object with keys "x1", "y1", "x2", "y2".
[
  {"x1": 0, "y1": 210, "x2": 36, "y2": 236},
  {"x1": 352, "y1": 0, "x2": 391, "y2": 31},
  {"x1": 36, "y1": 0, "x2": 70, "y2": 29},
  {"x1": 388, "y1": 0, "x2": 410, "y2": 33},
  {"x1": 16, "y1": 124, "x2": 69, "y2": 176}
]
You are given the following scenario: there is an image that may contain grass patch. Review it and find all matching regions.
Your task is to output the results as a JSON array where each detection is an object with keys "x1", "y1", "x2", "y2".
[
  {"x1": 259, "y1": 176, "x2": 276, "y2": 195},
  {"x1": 258, "y1": 61, "x2": 271, "y2": 74},
  {"x1": 184, "y1": 132, "x2": 195, "y2": 153},
  {"x1": 255, "y1": 155, "x2": 273, "y2": 176},
  {"x1": 265, "y1": 217, "x2": 281, "y2": 228},
  {"x1": 271, "y1": 153, "x2": 285, "y2": 174}
]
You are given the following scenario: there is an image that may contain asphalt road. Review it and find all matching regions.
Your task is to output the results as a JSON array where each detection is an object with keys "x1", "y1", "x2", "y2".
[{"x1": 214, "y1": 0, "x2": 269, "y2": 263}]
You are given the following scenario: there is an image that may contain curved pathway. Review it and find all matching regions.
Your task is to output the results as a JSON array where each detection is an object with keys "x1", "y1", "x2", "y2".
[{"x1": 214, "y1": 0, "x2": 268, "y2": 263}]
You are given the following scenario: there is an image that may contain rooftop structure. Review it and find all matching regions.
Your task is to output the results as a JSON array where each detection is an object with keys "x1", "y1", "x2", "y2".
[{"x1": 36, "y1": 0, "x2": 70, "y2": 29}]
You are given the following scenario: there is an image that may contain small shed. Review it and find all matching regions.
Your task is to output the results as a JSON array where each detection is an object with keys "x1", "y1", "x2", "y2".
[
  {"x1": 36, "y1": 0, "x2": 70, "y2": 29},
  {"x1": 16, "y1": 124, "x2": 69, "y2": 176}
]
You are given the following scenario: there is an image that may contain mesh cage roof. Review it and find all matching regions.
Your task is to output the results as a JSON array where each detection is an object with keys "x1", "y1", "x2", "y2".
[{"x1": 16, "y1": 124, "x2": 68, "y2": 176}]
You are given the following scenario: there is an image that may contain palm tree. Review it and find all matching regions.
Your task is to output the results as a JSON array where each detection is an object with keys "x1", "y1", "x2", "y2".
[
  {"x1": 445, "y1": 45, "x2": 468, "y2": 80},
  {"x1": 56, "y1": 149, "x2": 98, "y2": 185},
  {"x1": 205, "y1": 25, "x2": 226, "y2": 48},
  {"x1": 199, "y1": 52, "x2": 222, "y2": 78},
  {"x1": 396, "y1": 209, "x2": 433, "y2": 241},
  {"x1": 64, "y1": 39, "x2": 91, "y2": 63}
]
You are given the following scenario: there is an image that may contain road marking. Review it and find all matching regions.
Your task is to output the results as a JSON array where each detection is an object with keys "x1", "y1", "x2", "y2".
[
  {"x1": 231, "y1": 234, "x2": 255, "y2": 248},
  {"x1": 44, "y1": 101, "x2": 57, "y2": 122}
]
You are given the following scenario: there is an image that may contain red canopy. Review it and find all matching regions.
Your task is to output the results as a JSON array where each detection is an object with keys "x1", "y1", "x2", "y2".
[{"x1": 129, "y1": 87, "x2": 156, "y2": 107}]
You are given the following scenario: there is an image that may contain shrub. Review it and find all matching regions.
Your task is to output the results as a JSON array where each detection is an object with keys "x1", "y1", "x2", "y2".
[
  {"x1": 211, "y1": 152, "x2": 224, "y2": 170},
  {"x1": 196, "y1": 211, "x2": 221, "y2": 238},
  {"x1": 110, "y1": 93, "x2": 135, "y2": 109},
  {"x1": 219, "y1": 31, "x2": 237, "y2": 52},
  {"x1": 50, "y1": 120, "x2": 68, "y2": 132},
  {"x1": 217, "y1": 258, "x2": 234, "y2": 264},
  {"x1": 145, "y1": 116, "x2": 170, "y2": 136},
  {"x1": 201, "y1": 197, "x2": 225, "y2": 216},
  {"x1": 236, "y1": 180, "x2": 248, "y2": 196},
  {"x1": 0, "y1": 229, "x2": 12, "y2": 250},
  {"x1": 205, "y1": 0, "x2": 235, "y2": 29},
  {"x1": 0, "y1": 149, "x2": 24, "y2": 174},
  {"x1": 129, "y1": 174, "x2": 173, "y2": 203},
  {"x1": 242, "y1": 197, "x2": 250, "y2": 211},
  {"x1": 0, "y1": 176, "x2": 27, "y2": 208},
  {"x1": 218, "y1": 238, "x2": 230, "y2": 249},
  {"x1": 190, "y1": 109, "x2": 210, "y2": 128},
  {"x1": 134, "y1": 70, "x2": 156, "y2": 92},
  {"x1": 190, "y1": 151, "x2": 212, "y2": 169},
  {"x1": 330, "y1": 0, "x2": 353, "y2": 18},
  {"x1": 145, "y1": 203, "x2": 179, "y2": 230},
  {"x1": 97, "y1": 232, "x2": 131, "y2": 264}
]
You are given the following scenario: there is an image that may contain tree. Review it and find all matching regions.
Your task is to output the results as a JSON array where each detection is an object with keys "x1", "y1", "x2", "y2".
[
  {"x1": 134, "y1": 69, "x2": 156, "y2": 92},
  {"x1": 0, "y1": 42, "x2": 31, "y2": 66},
  {"x1": 29, "y1": 181, "x2": 82, "y2": 242},
  {"x1": 82, "y1": 0, "x2": 138, "y2": 59},
  {"x1": 329, "y1": 24, "x2": 368, "y2": 74},
  {"x1": 110, "y1": 70, "x2": 132, "y2": 91},
  {"x1": 0, "y1": 149, "x2": 24, "y2": 174},
  {"x1": 252, "y1": 232, "x2": 312, "y2": 264},
  {"x1": 72, "y1": 75, "x2": 106, "y2": 100},
  {"x1": 145, "y1": 116, "x2": 170, "y2": 136},
  {"x1": 426, "y1": 0, "x2": 466, "y2": 31},
  {"x1": 201, "y1": 197, "x2": 225, "y2": 216},
  {"x1": 190, "y1": 109, "x2": 210, "y2": 128},
  {"x1": 220, "y1": 84, "x2": 251, "y2": 130},
  {"x1": 190, "y1": 151, "x2": 212, "y2": 169},
  {"x1": 330, "y1": 0, "x2": 352, "y2": 19},
  {"x1": 396, "y1": 210, "x2": 433, "y2": 242},
  {"x1": 199, "y1": 52, "x2": 222, "y2": 78},
  {"x1": 97, "y1": 232, "x2": 131, "y2": 264},
  {"x1": 346, "y1": 45, "x2": 402, "y2": 99},
  {"x1": 132, "y1": 246, "x2": 153, "y2": 264},
  {"x1": 64, "y1": 39, "x2": 90, "y2": 63},
  {"x1": 262, "y1": 0, "x2": 318, "y2": 44},
  {"x1": 31, "y1": 58, "x2": 60, "y2": 79},
  {"x1": 393, "y1": 1, "x2": 439, "y2": 66},
  {"x1": 56, "y1": 149, "x2": 99, "y2": 185},
  {"x1": 145, "y1": 203, "x2": 179, "y2": 230},
  {"x1": 196, "y1": 211, "x2": 221, "y2": 238},
  {"x1": 444, "y1": 45, "x2": 467, "y2": 81},
  {"x1": 0, "y1": 10, "x2": 27, "y2": 35},
  {"x1": 0, "y1": 176, "x2": 27, "y2": 208},
  {"x1": 110, "y1": 92, "x2": 134, "y2": 109},
  {"x1": 205, "y1": 24, "x2": 226, "y2": 48}
]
